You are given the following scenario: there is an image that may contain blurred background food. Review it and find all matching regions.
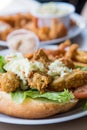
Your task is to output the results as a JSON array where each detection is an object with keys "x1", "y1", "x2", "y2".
[
  {"x1": 0, "y1": 1, "x2": 78, "y2": 41},
  {"x1": 0, "y1": 0, "x2": 86, "y2": 54},
  {"x1": 0, "y1": 12, "x2": 76, "y2": 41}
]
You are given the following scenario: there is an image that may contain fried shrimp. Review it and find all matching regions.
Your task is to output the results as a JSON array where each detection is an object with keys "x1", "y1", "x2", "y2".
[
  {"x1": 49, "y1": 70, "x2": 87, "y2": 92},
  {"x1": 28, "y1": 72, "x2": 52, "y2": 93},
  {"x1": 0, "y1": 72, "x2": 20, "y2": 92},
  {"x1": 65, "y1": 44, "x2": 79, "y2": 59},
  {"x1": 58, "y1": 39, "x2": 71, "y2": 50},
  {"x1": 37, "y1": 27, "x2": 50, "y2": 41},
  {"x1": 49, "y1": 19, "x2": 68, "y2": 40},
  {"x1": 74, "y1": 50, "x2": 87, "y2": 64},
  {"x1": 32, "y1": 49, "x2": 51, "y2": 66},
  {"x1": 59, "y1": 57, "x2": 74, "y2": 69}
]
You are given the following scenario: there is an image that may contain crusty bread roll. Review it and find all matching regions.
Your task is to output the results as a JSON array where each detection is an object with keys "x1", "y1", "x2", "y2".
[{"x1": 0, "y1": 91, "x2": 78, "y2": 119}]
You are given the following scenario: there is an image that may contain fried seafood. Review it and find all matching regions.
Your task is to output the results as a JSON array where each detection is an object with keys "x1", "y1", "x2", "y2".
[
  {"x1": 42, "y1": 40, "x2": 71, "y2": 60},
  {"x1": 74, "y1": 50, "x2": 87, "y2": 64},
  {"x1": 65, "y1": 44, "x2": 79, "y2": 59},
  {"x1": 28, "y1": 72, "x2": 52, "y2": 93},
  {"x1": 32, "y1": 49, "x2": 51, "y2": 66},
  {"x1": 59, "y1": 57, "x2": 74, "y2": 69},
  {"x1": 49, "y1": 70, "x2": 87, "y2": 92},
  {"x1": 49, "y1": 19, "x2": 68, "y2": 40},
  {"x1": 37, "y1": 26, "x2": 50, "y2": 41},
  {"x1": 25, "y1": 40, "x2": 87, "y2": 67},
  {"x1": 0, "y1": 13, "x2": 71, "y2": 41},
  {"x1": 0, "y1": 40, "x2": 87, "y2": 95},
  {"x1": 58, "y1": 39, "x2": 71, "y2": 50},
  {"x1": 0, "y1": 72, "x2": 20, "y2": 92},
  {"x1": 49, "y1": 19, "x2": 59, "y2": 39}
]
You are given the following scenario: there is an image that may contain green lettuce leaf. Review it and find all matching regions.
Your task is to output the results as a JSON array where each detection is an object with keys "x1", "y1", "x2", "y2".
[
  {"x1": 75, "y1": 65, "x2": 87, "y2": 71},
  {"x1": 82, "y1": 99, "x2": 87, "y2": 110},
  {"x1": 0, "y1": 56, "x2": 6, "y2": 73},
  {"x1": 84, "y1": 102, "x2": 87, "y2": 110},
  {"x1": 82, "y1": 67, "x2": 87, "y2": 71},
  {"x1": 11, "y1": 91, "x2": 25, "y2": 104},
  {"x1": 11, "y1": 89, "x2": 74, "y2": 104},
  {"x1": 75, "y1": 65, "x2": 83, "y2": 69}
]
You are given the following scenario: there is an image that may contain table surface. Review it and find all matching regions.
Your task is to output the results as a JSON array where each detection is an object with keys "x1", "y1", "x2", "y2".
[{"x1": 0, "y1": 0, "x2": 87, "y2": 129}]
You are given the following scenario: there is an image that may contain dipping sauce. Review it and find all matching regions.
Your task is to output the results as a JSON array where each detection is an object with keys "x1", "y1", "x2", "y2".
[
  {"x1": 7, "y1": 29, "x2": 39, "y2": 54},
  {"x1": 36, "y1": 2, "x2": 69, "y2": 16}
]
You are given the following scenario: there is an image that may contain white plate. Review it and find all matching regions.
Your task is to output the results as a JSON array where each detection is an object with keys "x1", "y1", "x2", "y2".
[
  {"x1": 0, "y1": 108, "x2": 87, "y2": 125},
  {"x1": 0, "y1": 48, "x2": 87, "y2": 125},
  {"x1": 0, "y1": 13, "x2": 86, "y2": 47}
]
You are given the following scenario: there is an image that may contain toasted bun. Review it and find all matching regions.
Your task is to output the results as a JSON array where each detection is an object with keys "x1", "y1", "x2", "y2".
[{"x1": 0, "y1": 91, "x2": 78, "y2": 119}]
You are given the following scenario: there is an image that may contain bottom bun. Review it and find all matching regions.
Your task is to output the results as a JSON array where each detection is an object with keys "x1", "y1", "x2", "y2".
[{"x1": 0, "y1": 91, "x2": 78, "y2": 119}]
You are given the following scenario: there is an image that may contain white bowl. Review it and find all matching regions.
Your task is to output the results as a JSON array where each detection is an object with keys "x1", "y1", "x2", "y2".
[
  {"x1": 31, "y1": 2, "x2": 75, "y2": 27},
  {"x1": 7, "y1": 29, "x2": 40, "y2": 54}
]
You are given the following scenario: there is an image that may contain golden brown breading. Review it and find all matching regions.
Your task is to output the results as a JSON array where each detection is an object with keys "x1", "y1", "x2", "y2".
[
  {"x1": 74, "y1": 50, "x2": 87, "y2": 64},
  {"x1": 37, "y1": 27, "x2": 50, "y2": 41},
  {"x1": 49, "y1": 19, "x2": 68, "y2": 40},
  {"x1": 56, "y1": 23, "x2": 68, "y2": 38},
  {"x1": 43, "y1": 48, "x2": 65, "y2": 60},
  {"x1": 0, "y1": 72, "x2": 20, "y2": 92},
  {"x1": 32, "y1": 49, "x2": 51, "y2": 67},
  {"x1": 65, "y1": 44, "x2": 79, "y2": 59},
  {"x1": 48, "y1": 70, "x2": 87, "y2": 92},
  {"x1": 59, "y1": 57, "x2": 75, "y2": 69},
  {"x1": 58, "y1": 39, "x2": 71, "y2": 50},
  {"x1": 28, "y1": 72, "x2": 52, "y2": 93}
]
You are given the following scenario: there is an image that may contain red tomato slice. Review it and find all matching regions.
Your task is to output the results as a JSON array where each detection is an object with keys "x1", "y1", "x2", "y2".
[{"x1": 74, "y1": 85, "x2": 87, "y2": 99}]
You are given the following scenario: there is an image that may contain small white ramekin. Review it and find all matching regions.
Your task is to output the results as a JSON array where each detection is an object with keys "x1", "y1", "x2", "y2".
[
  {"x1": 31, "y1": 2, "x2": 75, "y2": 27},
  {"x1": 7, "y1": 29, "x2": 40, "y2": 54}
]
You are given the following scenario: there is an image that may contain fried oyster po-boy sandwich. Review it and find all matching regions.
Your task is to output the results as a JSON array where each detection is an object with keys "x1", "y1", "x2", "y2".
[{"x1": 0, "y1": 49, "x2": 87, "y2": 119}]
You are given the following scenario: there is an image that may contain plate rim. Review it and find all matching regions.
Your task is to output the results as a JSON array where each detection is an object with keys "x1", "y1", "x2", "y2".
[{"x1": 0, "y1": 110, "x2": 87, "y2": 125}]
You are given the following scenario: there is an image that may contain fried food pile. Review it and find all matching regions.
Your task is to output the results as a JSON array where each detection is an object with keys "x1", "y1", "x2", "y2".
[
  {"x1": 25, "y1": 40, "x2": 87, "y2": 92},
  {"x1": 0, "y1": 13, "x2": 75, "y2": 41},
  {"x1": 41, "y1": 39, "x2": 87, "y2": 67},
  {"x1": 0, "y1": 40, "x2": 87, "y2": 94}
]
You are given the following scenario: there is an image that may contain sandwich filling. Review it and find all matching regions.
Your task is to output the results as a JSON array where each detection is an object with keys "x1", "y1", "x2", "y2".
[{"x1": 0, "y1": 49, "x2": 87, "y2": 105}]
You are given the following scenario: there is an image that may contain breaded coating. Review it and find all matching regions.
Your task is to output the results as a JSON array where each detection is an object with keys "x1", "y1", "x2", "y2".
[
  {"x1": 48, "y1": 70, "x2": 87, "y2": 92},
  {"x1": 65, "y1": 44, "x2": 79, "y2": 59},
  {"x1": 49, "y1": 19, "x2": 68, "y2": 40},
  {"x1": 74, "y1": 50, "x2": 87, "y2": 64},
  {"x1": 59, "y1": 57, "x2": 75, "y2": 69},
  {"x1": 37, "y1": 27, "x2": 50, "y2": 41},
  {"x1": 32, "y1": 49, "x2": 51, "y2": 67},
  {"x1": 0, "y1": 72, "x2": 20, "y2": 92},
  {"x1": 58, "y1": 40, "x2": 71, "y2": 50},
  {"x1": 28, "y1": 72, "x2": 52, "y2": 93}
]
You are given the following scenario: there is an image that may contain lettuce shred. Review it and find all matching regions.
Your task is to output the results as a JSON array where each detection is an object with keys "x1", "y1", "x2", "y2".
[
  {"x1": 11, "y1": 89, "x2": 74, "y2": 104},
  {"x1": 0, "y1": 56, "x2": 6, "y2": 73}
]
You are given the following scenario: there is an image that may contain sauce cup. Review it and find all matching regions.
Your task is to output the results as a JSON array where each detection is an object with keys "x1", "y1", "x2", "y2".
[
  {"x1": 7, "y1": 29, "x2": 40, "y2": 54},
  {"x1": 30, "y1": 2, "x2": 75, "y2": 28}
]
